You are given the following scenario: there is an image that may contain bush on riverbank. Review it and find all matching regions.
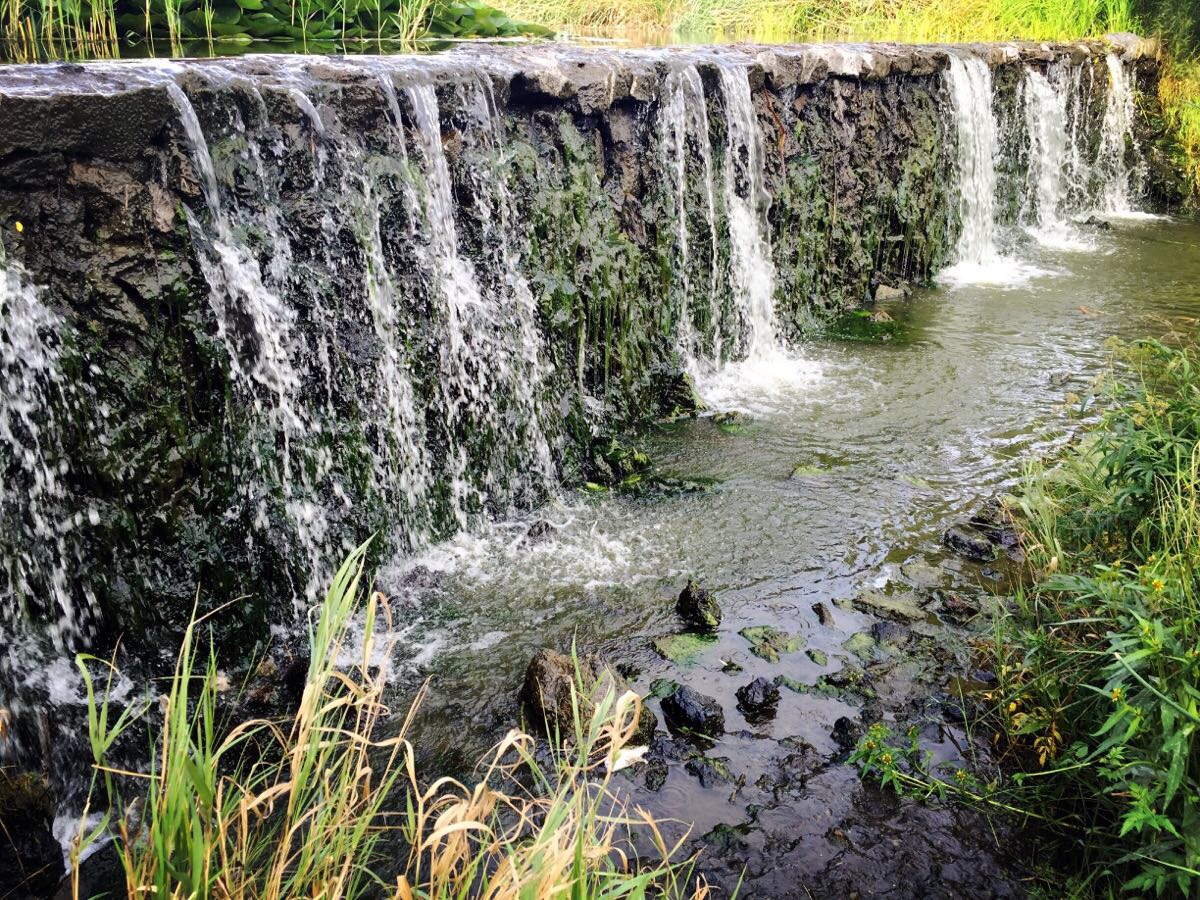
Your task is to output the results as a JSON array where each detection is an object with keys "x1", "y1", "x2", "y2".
[
  {"x1": 71, "y1": 541, "x2": 705, "y2": 899},
  {"x1": 993, "y1": 339, "x2": 1200, "y2": 895}
]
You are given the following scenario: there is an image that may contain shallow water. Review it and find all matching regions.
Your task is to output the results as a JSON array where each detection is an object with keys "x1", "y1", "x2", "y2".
[{"x1": 378, "y1": 214, "x2": 1200, "y2": 894}]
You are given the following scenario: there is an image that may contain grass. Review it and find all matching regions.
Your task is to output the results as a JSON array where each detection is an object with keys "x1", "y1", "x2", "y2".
[
  {"x1": 984, "y1": 338, "x2": 1200, "y2": 895},
  {"x1": 70, "y1": 540, "x2": 709, "y2": 899}
]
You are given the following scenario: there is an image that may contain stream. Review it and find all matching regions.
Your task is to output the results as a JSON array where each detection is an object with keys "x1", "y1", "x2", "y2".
[{"x1": 381, "y1": 212, "x2": 1200, "y2": 896}]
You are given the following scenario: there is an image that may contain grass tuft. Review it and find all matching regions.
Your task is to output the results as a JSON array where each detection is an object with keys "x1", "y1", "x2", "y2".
[{"x1": 72, "y1": 538, "x2": 709, "y2": 899}]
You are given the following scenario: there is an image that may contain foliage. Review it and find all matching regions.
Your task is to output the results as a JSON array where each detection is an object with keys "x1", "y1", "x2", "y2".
[
  {"x1": 989, "y1": 339, "x2": 1200, "y2": 896},
  {"x1": 0, "y1": 0, "x2": 549, "y2": 62},
  {"x1": 70, "y1": 541, "x2": 707, "y2": 899}
]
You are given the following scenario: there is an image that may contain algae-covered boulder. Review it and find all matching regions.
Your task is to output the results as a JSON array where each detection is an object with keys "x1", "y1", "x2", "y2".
[
  {"x1": 677, "y1": 579, "x2": 722, "y2": 632},
  {"x1": 520, "y1": 648, "x2": 654, "y2": 744}
]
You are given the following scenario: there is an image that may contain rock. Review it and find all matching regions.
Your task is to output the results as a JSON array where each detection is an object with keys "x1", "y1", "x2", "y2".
[
  {"x1": 677, "y1": 579, "x2": 722, "y2": 632},
  {"x1": 812, "y1": 602, "x2": 835, "y2": 627},
  {"x1": 871, "y1": 620, "x2": 908, "y2": 649},
  {"x1": 685, "y1": 755, "x2": 735, "y2": 788},
  {"x1": 713, "y1": 410, "x2": 753, "y2": 433},
  {"x1": 851, "y1": 589, "x2": 929, "y2": 622},
  {"x1": 660, "y1": 685, "x2": 725, "y2": 739},
  {"x1": 806, "y1": 648, "x2": 829, "y2": 666},
  {"x1": 0, "y1": 770, "x2": 64, "y2": 898},
  {"x1": 873, "y1": 283, "x2": 910, "y2": 302},
  {"x1": 1081, "y1": 213, "x2": 1113, "y2": 230},
  {"x1": 520, "y1": 648, "x2": 654, "y2": 745},
  {"x1": 648, "y1": 678, "x2": 679, "y2": 699},
  {"x1": 659, "y1": 370, "x2": 705, "y2": 418},
  {"x1": 739, "y1": 625, "x2": 805, "y2": 663},
  {"x1": 523, "y1": 519, "x2": 555, "y2": 544},
  {"x1": 1049, "y1": 370, "x2": 1072, "y2": 387},
  {"x1": 842, "y1": 632, "x2": 876, "y2": 662},
  {"x1": 899, "y1": 558, "x2": 944, "y2": 590},
  {"x1": 831, "y1": 716, "x2": 864, "y2": 752},
  {"x1": 721, "y1": 657, "x2": 745, "y2": 674},
  {"x1": 943, "y1": 524, "x2": 998, "y2": 561},
  {"x1": 735, "y1": 677, "x2": 780, "y2": 722},
  {"x1": 969, "y1": 501, "x2": 1021, "y2": 554},
  {"x1": 789, "y1": 462, "x2": 830, "y2": 480},
  {"x1": 651, "y1": 632, "x2": 717, "y2": 666}
]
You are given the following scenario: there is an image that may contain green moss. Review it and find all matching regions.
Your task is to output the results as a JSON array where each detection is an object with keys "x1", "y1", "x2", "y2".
[
  {"x1": 739, "y1": 625, "x2": 805, "y2": 663},
  {"x1": 652, "y1": 632, "x2": 718, "y2": 666}
]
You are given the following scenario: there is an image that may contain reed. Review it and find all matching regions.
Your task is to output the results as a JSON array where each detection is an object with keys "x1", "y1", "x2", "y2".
[{"x1": 71, "y1": 540, "x2": 708, "y2": 899}]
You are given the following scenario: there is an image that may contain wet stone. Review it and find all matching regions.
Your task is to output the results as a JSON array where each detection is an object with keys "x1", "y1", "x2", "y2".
[
  {"x1": 661, "y1": 685, "x2": 725, "y2": 739},
  {"x1": 871, "y1": 620, "x2": 908, "y2": 649},
  {"x1": 806, "y1": 648, "x2": 829, "y2": 666},
  {"x1": 812, "y1": 601, "x2": 835, "y2": 627},
  {"x1": 685, "y1": 754, "x2": 736, "y2": 788},
  {"x1": 522, "y1": 519, "x2": 555, "y2": 544},
  {"x1": 943, "y1": 524, "x2": 998, "y2": 561},
  {"x1": 677, "y1": 578, "x2": 722, "y2": 632},
  {"x1": 842, "y1": 631, "x2": 877, "y2": 662},
  {"x1": 520, "y1": 648, "x2": 654, "y2": 744},
  {"x1": 739, "y1": 625, "x2": 805, "y2": 662},
  {"x1": 831, "y1": 715, "x2": 865, "y2": 752},
  {"x1": 736, "y1": 676, "x2": 781, "y2": 722},
  {"x1": 0, "y1": 770, "x2": 63, "y2": 898}
]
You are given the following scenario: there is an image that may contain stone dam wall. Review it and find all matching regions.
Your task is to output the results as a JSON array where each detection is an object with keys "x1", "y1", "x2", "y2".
[{"x1": 0, "y1": 36, "x2": 1169, "y2": 657}]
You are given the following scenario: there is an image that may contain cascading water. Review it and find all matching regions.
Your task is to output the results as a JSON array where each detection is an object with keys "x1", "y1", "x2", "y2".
[
  {"x1": 1022, "y1": 66, "x2": 1094, "y2": 251},
  {"x1": 942, "y1": 54, "x2": 1046, "y2": 287},
  {"x1": 693, "y1": 63, "x2": 822, "y2": 412},
  {"x1": 406, "y1": 80, "x2": 557, "y2": 527},
  {"x1": 660, "y1": 64, "x2": 721, "y2": 375},
  {"x1": 1097, "y1": 53, "x2": 1145, "y2": 216}
]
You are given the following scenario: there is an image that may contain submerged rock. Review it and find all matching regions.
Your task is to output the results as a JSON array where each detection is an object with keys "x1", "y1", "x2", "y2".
[
  {"x1": 739, "y1": 625, "x2": 805, "y2": 663},
  {"x1": 842, "y1": 631, "x2": 877, "y2": 662},
  {"x1": 811, "y1": 601, "x2": 835, "y2": 627},
  {"x1": 736, "y1": 676, "x2": 781, "y2": 722},
  {"x1": 520, "y1": 648, "x2": 654, "y2": 744},
  {"x1": 677, "y1": 579, "x2": 722, "y2": 632},
  {"x1": 660, "y1": 685, "x2": 725, "y2": 739},
  {"x1": 658, "y1": 370, "x2": 706, "y2": 418},
  {"x1": 652, "y1": 632, "x2": 717, "y2": 666}
]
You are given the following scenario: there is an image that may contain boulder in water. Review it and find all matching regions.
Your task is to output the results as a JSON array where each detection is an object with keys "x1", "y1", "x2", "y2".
[
  {"x1": 523, "y1": 519, "x2": 556, "y2": 545},
  {"x1": 735, "y1": 676, "x2": 780, "y2": 722},
  {"x1": 520, "y1": 648, "x2": 654, "y2": 745},
  {"x1": 677, "y1": 579, "x2": 722, "y2": 632},
  {"x1": 873, "y1": 282, "x2": 911, "y2": 302},
  {"x1": 660, "y1": 685, "x2": 725, "y2": 739}
]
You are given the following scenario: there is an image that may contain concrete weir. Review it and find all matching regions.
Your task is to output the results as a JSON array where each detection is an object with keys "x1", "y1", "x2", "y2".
[{"x1": 0, "y1": 35, "x2": 1168, "y2": 659}]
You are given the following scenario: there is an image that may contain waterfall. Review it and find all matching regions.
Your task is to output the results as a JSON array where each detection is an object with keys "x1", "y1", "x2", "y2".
[
  {"x1": 0, "y1": 255, "x2": 85, "y2": 642},
  {"x1": 689, "y1": 63, "x2": 821, "y2": 413},
  {"x1": 661, "y1": 64, "x2": 720, "y2": 374},
  {"x1": 942, "y1": 54, "x2": 1047, "y2": 287},
  {"x1": 406, "y1": 80, "x2": 556, "y2": 527},
  {"x1": 1022, "y1": 67, "x2": 1093, "y2": 250},
  {"x1": 1097, "y1": 53, "x2": 1143, "y2": 215},
  {"x1": 718, "y1": 63, "x2": 780, "y2": 360},
  {"x1": 166, "y1": 81, "x2": 339, "y2": 607}
]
